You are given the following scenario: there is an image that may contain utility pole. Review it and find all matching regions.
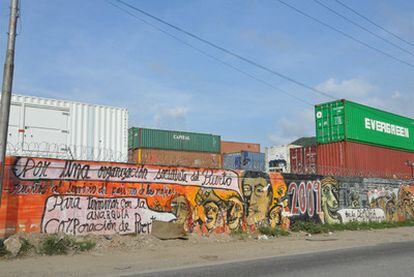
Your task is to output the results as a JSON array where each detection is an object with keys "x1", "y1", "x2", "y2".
[{"x1": 0, "y1": 0, "x2": 19, "y2": 206}]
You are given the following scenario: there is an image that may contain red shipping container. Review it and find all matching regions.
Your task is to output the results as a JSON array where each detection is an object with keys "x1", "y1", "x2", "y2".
[
  {"x1": 221, "y1": 141, "x2": 260, "y2": 154},
  {"x1": 290, "y1": 146, "x2": 317, "y2": 174},
  {"x1": 128, "y1": 148, "x2": 222, "y2": 169},
  {"x1": 317, "y1": 141, "x2": 414, "y2": 179}
]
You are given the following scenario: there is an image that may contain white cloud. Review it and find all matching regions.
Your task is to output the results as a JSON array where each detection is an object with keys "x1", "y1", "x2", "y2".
[
  {"x1": 268, "y1": 109, "x2": 315, "y2": 146},
  {"x1": 315, "y1": 77, "x2": 376, "y2": 99},
  {"x1": 391, "y1": 90, "x2": 401, "y2": 99},
  {"x1": 154, "y1": 106, "x2": 189, "y2": 129}
]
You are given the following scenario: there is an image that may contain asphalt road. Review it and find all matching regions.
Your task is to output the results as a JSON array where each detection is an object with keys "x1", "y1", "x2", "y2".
[{"x1": 131, "y1": 240, "x2": 414, "y2": 277}]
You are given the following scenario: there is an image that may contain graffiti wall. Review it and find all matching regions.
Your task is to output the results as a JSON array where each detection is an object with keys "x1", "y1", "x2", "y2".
[
  {"x1": 0, "y1": 156, "x2": 290, "y2": 236},
  {"x1": 0, "y1": 156, "x2": 413, "y2": 237}
]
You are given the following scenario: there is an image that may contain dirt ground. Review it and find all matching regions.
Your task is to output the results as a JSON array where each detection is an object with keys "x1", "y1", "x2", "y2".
[{"x1": 1, "y1": 227, "x2": 414, "y2": 277}]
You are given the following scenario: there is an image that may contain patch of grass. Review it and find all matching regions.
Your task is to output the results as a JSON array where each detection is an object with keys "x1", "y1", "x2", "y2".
[
  {"x1": 231, "y1": 229, "x2": 249, "y2": 240},
  {"x1": 0, "y1": 239, "x2": 10, "y2": 257},
  {"x1": 40, "y1": 235, "x2": 75, "y2": 255},
  {"x1": 18, "y1": 238, "x2": 34, "y2": 256},
  {"x1": 258, "y1": 226, "x2": 290, "y2": 237},
  {"x1": 74, "y1": 240, "x2": 96, "y2": 252},
  {"x1": 290, "y1": 221, "x2": 325, "y2": 234},
  {"x1": 290, "y1": 220, "x2": 414, "y2": 234}
]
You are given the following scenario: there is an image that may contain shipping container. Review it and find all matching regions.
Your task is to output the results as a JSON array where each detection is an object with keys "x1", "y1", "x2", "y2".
[
  {"x1": 265, "y1": 144, "x2": 299, "y2": 172},
  {"x1": 129, "y1": 127, "x2": 220, "y2": 153},
  {"x1": 290, "y1": 146, "x2": 317, "y2": 174},
  {"x1": 315, "y1": 99, "x2": 414, "y2": 151},
  {"x1": 221, "y1": 141, "x2": 260, "y2": 154},
  {"x1": 317, "y1": 141, "x2": 414, "y2": 179},
  {"x1": 4, "y1": 94, "x2": 128, "y2": 162},
  {"x1": 128, "y1": 148, "x2": 221, "y2": 168},
  {"x1": 223, "y1": 151, "x2": 265, "y2": 171}
]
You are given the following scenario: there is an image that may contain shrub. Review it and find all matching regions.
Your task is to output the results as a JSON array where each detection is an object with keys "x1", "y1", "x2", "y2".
[
  {"x1": 40, "y1": 235, "x2": 74, "y2": 255},
  {"x1": 19, "y1": 238, "x2": 34, "y2": 255},
  {"x1": 258, "y1": 226, "x2": 289, "y2": 237},
  {"x1": 74, "y1": 240, "x2": 96, "y2": 252}
]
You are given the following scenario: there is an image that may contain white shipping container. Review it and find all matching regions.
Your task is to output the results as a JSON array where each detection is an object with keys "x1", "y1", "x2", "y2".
[
  {"x1": 4, "y1": 94, "x2": 128, "y2": 162},
  {"x1": 265, "y1": 144, "x2": 299, "y2": 172}
]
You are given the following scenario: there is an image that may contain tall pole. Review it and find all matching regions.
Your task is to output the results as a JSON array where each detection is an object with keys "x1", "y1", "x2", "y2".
[{"x1": 0, "y1": 0, "x2": 19, "y2": 206}]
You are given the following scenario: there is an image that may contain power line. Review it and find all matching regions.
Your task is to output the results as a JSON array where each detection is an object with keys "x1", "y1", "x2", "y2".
[
  {"x1": 312, "y1": 0, "x2": 414, "y2": 57},
  {"x1": 107, "y1": 1, "x2": 314, "y2": 106},
  {"x1": 275, "y1": 0, "x2": 414, "y2": 68},
  {"x1": 334, "y1": 0, "x2": 414, "y2": 48},
  {"x1": 114, "y1": 0, "x2": 336, "y2": 100}
]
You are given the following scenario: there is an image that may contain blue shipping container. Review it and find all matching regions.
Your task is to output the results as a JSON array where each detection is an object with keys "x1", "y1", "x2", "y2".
[{"x1": 223, "y1": 151, "x2": 265, "y2": 171}]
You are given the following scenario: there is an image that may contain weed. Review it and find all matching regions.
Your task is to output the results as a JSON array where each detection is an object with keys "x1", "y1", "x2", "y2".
[
  {"x1": 258, "y1": 226, "x2": 289, "y2": 237},
  {"x1": 18, "y1": 238, "x2": 34, "y2": 256},
  {"x1": 231, "y1": 229, "x2": 249, "y2": 240},
  {"x1": 40, "y1": 235, "x2": 75, "y2": 255},
  {"x1": 290, "y1": 220, "x2": 414, "y2": 234},
  {"x1": 74, "y1": 240, "x2": 96, "y2": 252}
]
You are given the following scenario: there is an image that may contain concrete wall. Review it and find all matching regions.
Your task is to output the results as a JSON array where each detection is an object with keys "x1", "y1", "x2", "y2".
[{"x1": 0, "y1": 156, "x2": 413, "y2": 237}]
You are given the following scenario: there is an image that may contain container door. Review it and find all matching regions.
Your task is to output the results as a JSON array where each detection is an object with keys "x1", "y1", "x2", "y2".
[
  {"x1": 22, "y1": 105, "x2": 69, "y2": 156},
  {"x1": 316, "y1": 101, "x2": 345, "y2": 143}
]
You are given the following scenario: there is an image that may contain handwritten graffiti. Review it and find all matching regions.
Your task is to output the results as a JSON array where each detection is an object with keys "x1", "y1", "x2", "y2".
[
  {"x1": 41, "y1": 196, "x2": 175, "y2": 235},
  {"x1": 12, "y1": 157, "x2": 240, "y2": 195},
  {"x1": 337, "y1": 208, "x2": 385, "y2": 223}
]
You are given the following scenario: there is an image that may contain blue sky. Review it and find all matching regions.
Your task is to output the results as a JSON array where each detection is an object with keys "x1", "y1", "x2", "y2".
[{"x1": 0, "y1": 0, "x2": 413, "y2": 148}]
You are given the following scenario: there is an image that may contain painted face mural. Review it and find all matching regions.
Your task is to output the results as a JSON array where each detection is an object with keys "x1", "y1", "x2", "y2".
[
  {"x1": 397, "y1": 186, "x2": 414, "y2": 220},
  {"x1": 241, "y1": 171, "x2": 273, "y2": 226},
  {"x1": 370, "y1": 191, "x2": 398, "y2": 222},
  {"x1": 321, "y1": 177, "x2": 341, "y2": 224},
  {"x1": 203, "y1": 201, "x2": 221, "y2": 231},
  {"x1": 227, "y1": 196, "x2": 244, "y2": 230},
  {"x1": 171, "y1": 195, "x2": 190, "y2": 225},
  {"x1": 268, "y1": 205, "x2": 283, "y2": 228}
]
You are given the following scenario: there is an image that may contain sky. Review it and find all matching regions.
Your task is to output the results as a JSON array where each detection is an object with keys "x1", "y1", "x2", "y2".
[{"x1": 0, "y1": 0, "x2": 413, "y2": 148}]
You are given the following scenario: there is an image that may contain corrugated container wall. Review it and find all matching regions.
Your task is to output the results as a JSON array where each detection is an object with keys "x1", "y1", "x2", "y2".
[
  {"x1": 315, "y1": 99, "x2": 414, "y2": 151},
  {"x1": 5, "y1": 94, "x2": 128, "y2": 162},
  {"x1": 290, "y1": 146, "x2": 317, "y2": 174},
  {"x1": 317, "y1": 141, "x2": 414, "y2": 179},
  {"x1": 129, "y1": 127, "x2": 220, "y2": 153},
  {"x1": 128, "y1": 148, "x2": 221, "y2": 168},
  {"x1": 265, "y1": 144, "x2": 299, "y2": 172},
  {"x1": 223, "y1": 151, "x2": 265, "y2": 171},
  {"x1": 220, "y1": 141, "x2": 260, "y2": 154}
]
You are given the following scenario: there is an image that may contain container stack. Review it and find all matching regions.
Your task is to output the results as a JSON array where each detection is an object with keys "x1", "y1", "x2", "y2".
[
  {"x1": 128, "y1": 127, "x2": 222, "y2": 168},
  {"x1": 220, "y1": 140, "x2": 264, "y2": 171},
  {"x1": 223, "y1": 151, "x2": 265, "y2": 171},
  {"x1": 315, "y1": 99, "x2": 414, "y2": 179},
  {"x1": 221, "y1": 141, "x2": 260, "y2": 154},
  {"x1": 290, "y1": 145, "x2": 317, "y2": 174}
]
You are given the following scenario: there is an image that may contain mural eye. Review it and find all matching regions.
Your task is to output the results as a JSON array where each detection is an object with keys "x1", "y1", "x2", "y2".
[{"x1": 256, "y1": 185, "x2": 265, "y2": 194}]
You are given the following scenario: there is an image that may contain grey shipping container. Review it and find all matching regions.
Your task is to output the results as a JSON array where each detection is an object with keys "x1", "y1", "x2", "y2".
[
  {"x1": 223, "y1": 151, "x2": 265, "y2": 171},
  {"x1": 129, "y1": 127, "x2": 221, "y2": 153}
]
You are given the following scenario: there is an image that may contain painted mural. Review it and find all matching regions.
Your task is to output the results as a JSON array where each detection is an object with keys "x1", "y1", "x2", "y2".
[
  {"x1": 0, "y1": 156, "x2": 290, "y2": 236},
  {"x1": 0, "y1": 156, "x2": 413, "y2": 237}
]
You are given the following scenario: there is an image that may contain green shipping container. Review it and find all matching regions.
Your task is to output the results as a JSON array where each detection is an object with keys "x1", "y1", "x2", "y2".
[
  {"x1": 128, "y1": 127, "x2": 221, "y2": 153},
  {"x1": 315, "y1": 99, "x2": 414, "y2": 152}
]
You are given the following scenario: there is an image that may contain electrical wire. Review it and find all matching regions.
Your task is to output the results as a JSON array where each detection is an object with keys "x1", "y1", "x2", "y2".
[
  {"x1": 312, "y1": 0, "x2": 414, "y2": 57},
  {"x1": 113, "y1": 0, "x2": 336, "y2": 100},
  {"x1": 334, "y1": 0, "x2": 414, "y2": 48},
  {"x1": 107, "y1": 1, "x2": 314, "y2": 106},
  {"x1": 275, "y1": 0, "x2": 414, "y2": 68}
]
